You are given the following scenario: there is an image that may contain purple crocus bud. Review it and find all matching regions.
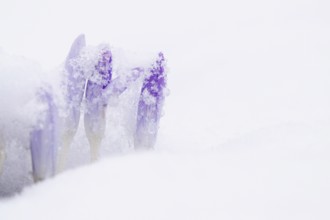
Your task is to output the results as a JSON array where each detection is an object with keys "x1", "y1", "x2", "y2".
[
  {"x1": 64, "y1": 34, "x2": 86, "y2": 132},
  {"x1": 84, "y1": 49, "x2": 112, "y2": 161},
  {"x1": 141, "y1": 52, "x2": 166, "y2": 99},
  {"x1": 57, "y1": 34, "x2": 86, "y2": 173},
  {"x1": 30, "y1": 86, "x2": 59, "y2": 182},
  {"x1": 134, "y1": 52, "x2": 167, "y2": 150}
]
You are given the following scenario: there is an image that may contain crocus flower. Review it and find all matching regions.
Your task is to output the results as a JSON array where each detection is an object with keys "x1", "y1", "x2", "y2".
[
  {"x1": 57, "y1": 34, "x2": 86, "y2": 172},
  {"x1": 63, "y1": 34, "x2": 86, "y2": 132},
  {"x1": 134, "y1": 52, "x2": 167, "y2": 150},
  {"x1": 84, "y1": 49, "x2": 112, "y2": 161},
  {"x1": 30, "y1": 86, "x2": 59, "y2": 182}
]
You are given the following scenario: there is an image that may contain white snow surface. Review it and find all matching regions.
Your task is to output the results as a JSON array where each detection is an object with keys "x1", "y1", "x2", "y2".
[{"x1": 1, "y1": 0, "x2": 330, "y2": 219}]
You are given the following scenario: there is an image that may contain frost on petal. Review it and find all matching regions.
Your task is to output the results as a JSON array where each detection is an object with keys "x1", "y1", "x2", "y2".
[
  {"x1": 85, "y1": 49, "x2": 112, "y2": 107},
  {"x1": 62, "y1": 34, "x2": 86, "y2": 132},
  {"x1": 104, "y1": 67, "x2": 144, "y2": 100}
]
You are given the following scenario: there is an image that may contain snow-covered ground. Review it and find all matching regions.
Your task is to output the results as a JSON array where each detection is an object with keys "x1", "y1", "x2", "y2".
[
  {"x1": 1, "y1": 121, "x2": 330, "y2": 220},
  {"x1": 1, "y1": 0, "x2": 330, "y2": 219}
]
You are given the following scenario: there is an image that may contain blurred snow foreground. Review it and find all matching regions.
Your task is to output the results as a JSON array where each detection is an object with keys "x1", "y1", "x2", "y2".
[{"x1": 0, "y1": 34, "x2": 168, "y2": 192}]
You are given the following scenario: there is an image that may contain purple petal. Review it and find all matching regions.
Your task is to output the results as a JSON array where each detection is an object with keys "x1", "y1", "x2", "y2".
[
  {"x1": 30, "y1": 86, "x2": 59, "y2": 181},
  {"x1": 135, "y1": 52, "x2": 167, "y2": 149},
  {"x1": 85, "y1": 49, "x2": 112, "y2": 106},
  {"x1": 64, "y1": 34, "x2": 86, "y2": 131},
  {"x1": 84, "y1": 49, "x2": 113, "y2": 155}
]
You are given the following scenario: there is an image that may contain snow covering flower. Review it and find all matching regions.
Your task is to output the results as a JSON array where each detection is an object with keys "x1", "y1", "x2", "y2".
[{"x1": 85, "y1": 49, "x2": 113, "y2": 106}]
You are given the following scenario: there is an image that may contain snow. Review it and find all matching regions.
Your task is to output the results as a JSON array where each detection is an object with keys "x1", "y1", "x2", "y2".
[
  {"x1": 1, "y1": 0, "x2": 330, "y2": 219},
  {"x1": 1, "y1": 128, "x2": 330, "y2": 219}
]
